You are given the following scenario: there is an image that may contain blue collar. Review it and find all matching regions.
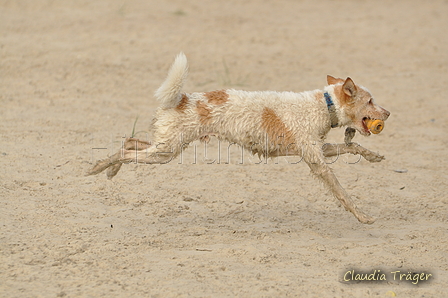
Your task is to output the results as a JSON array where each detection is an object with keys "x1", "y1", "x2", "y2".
[{"x1": 324, "y1": 92, "x2": 339, "y2": 128}]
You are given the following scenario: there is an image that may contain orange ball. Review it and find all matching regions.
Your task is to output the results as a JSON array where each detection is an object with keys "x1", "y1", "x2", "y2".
[{"x1": 365, "y1": 119, "x2": 384, "y2": 134}]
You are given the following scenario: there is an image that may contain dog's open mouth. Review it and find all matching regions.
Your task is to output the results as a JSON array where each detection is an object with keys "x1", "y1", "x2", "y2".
[
  {"x1": 362, "y1": 117, "x2": 385, "y2": 135},
  {"x1": 362, "y1": 117, "x2": 371, "y2": 134}
]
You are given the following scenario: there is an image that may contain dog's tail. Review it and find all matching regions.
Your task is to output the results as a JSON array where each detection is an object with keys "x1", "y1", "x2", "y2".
[{"x1": 154, "y1": 52, "x2": 189, "y2": 109}]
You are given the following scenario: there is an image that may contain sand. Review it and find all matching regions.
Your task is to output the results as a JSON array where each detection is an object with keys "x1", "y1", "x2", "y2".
[{"x1": 1, "y1": 0, "x2": 447, "y2": 297}]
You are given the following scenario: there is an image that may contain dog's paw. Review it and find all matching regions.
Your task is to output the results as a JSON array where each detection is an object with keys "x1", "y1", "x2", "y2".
[
  {"x1": 363, "y1": 151, "x2": 385, "y2": 163},
  {"x1": 85, "y1": 158, "x2": 113, "y2": 176},
  {"x1": 106, "y1": 163, "x2": 122, "y2": 180},
  {"x1": 356, "y1": 212, "x2": 376, "y2": 225}
]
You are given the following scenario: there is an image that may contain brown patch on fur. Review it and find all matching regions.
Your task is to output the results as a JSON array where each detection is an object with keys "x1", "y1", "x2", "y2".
[
  {"x1": 176, "y1": 93, "x2": 189, "y2": 111},
  {"x1": 327, "y1": 75, "x2": 345, "y2": 85},
  {"x1": 331, "y1": 78, "x2": 361, "y2": 107},
  {"x1": 334, "y1": 85, "x2": 367, "y2": 106},
  {"x1": 204, "y1": 90, "x2": 229, "y2": 105},
  {"x1": 196, "y1": 101, "x2": 212, "y2": 124},
  {"x1": 261, "y1": 107, "x2": 296, "y2": 148},
  {"x1": 124, "y1": 138, "x2": 151, "y2": 150},
  {"x1": 333, "y1": 84, "x2": 358, "y2": 123},
  {"x1": 333, "y1": 84, "x2": 352, "y2": 107},
  {"x1": 334, "y1": 83, "x2": 380, "y2": 124}
]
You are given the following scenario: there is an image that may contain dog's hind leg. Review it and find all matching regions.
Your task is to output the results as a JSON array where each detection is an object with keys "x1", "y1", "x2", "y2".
[
  {"x1": 86, "y1": 137, "x2": 180, "y2": 179},
  {"x1": 86, "y1": 151, "x2": 124, "y2": 177}
]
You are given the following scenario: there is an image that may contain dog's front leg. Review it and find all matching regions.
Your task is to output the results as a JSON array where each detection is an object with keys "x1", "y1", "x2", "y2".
[
  {"x1": 306, "y1": 159, "x2": 376, "y2": 224},
  {"x1": 344, "y1": 127, "x2": 356, "y2": 145},
  {"x1": 322, "y1": 143, "x2": 385, "y2": 163}
]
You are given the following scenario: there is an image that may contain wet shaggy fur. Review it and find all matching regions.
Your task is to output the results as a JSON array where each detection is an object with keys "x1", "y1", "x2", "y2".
[{"x1": 87, "y1": 53, "x2": 390, "y2": 224}]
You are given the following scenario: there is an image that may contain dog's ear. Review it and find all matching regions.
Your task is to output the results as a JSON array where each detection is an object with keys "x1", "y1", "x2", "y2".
[
  {"x1": 327, "y1": 75, "x2": 344, "y2": 85},
  {"x1": 342, "y1": 77, "x2": 357, "y2": 98}
]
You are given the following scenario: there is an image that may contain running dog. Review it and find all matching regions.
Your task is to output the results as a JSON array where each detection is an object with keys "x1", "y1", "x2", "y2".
[{"x1": 87, "y1": 53, "x2": 390, "y2": 224}]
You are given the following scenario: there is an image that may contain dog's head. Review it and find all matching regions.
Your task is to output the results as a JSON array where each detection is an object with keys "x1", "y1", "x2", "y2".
[{"x1": 327, "y1": 75, "x2": 390, "y2": 136}]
